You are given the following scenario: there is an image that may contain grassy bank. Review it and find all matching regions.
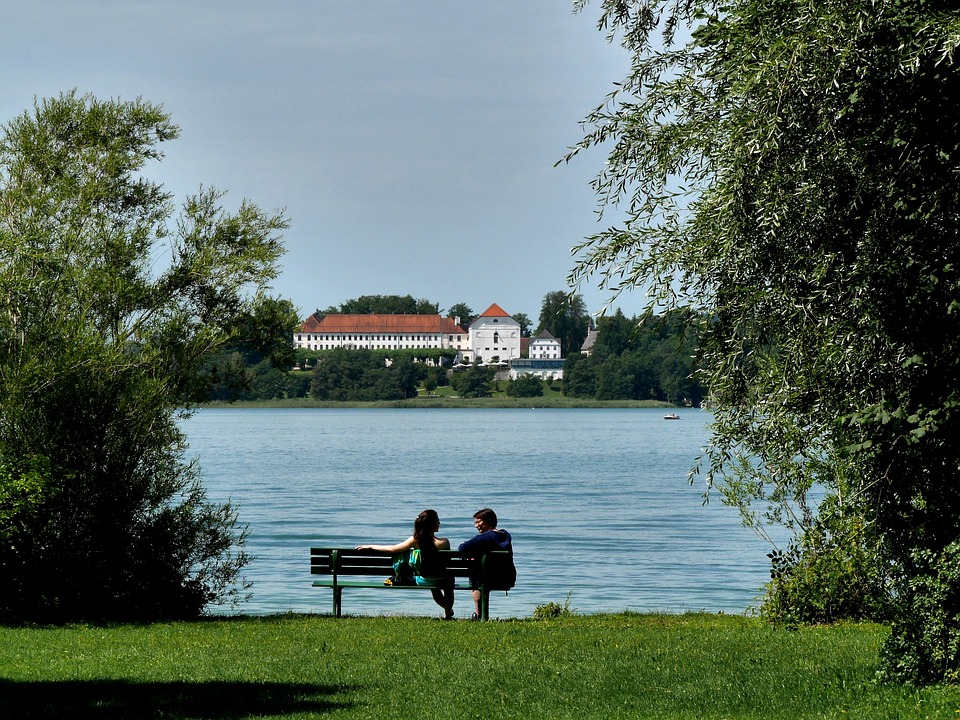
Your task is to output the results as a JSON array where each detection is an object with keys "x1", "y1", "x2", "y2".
[{"x1": 3, "y1": 613, "x2": 960, "y2": 719}]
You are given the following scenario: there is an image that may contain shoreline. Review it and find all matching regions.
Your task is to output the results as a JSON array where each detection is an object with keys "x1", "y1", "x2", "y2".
[{"x1": 197, "y1": 397, "x2": 681, "y2": 410}]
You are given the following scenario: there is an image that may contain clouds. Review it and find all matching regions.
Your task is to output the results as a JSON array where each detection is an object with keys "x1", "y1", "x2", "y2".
[{"x1": 3, "y1": 1, "x2": 641, "y2": 320}]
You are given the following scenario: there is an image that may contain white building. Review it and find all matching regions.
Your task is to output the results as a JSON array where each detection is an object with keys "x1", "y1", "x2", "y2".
[
  {"x1": 294, "y1": 313, "x2": 468, "y2": 354},
  {"x1": 462, "y1": 303, "x2": 521, "y2": 364},
  {"x1": 529, "y1": 329, "x2": 561, "y2": 359},
  {"x1": 579, "y1": 328, "x2": 598, "y2": 356},
  {"x1": 508, "y1": 359, "x2": 563, "y2": 381}
]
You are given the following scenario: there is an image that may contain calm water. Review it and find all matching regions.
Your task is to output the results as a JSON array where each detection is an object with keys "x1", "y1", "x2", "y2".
[{"x1": 181, "y1": 407, "x2": 773, "y2": 619}]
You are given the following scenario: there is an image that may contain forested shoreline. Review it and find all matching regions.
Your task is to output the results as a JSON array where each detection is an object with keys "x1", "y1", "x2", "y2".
[{"x1": 200, "y1": 307, "x2": 704, "y2": 406}]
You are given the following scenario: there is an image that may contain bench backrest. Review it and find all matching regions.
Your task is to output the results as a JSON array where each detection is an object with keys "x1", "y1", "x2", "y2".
[{"x1": 310, "y1": 547, "x2": 509, "y2": 582}]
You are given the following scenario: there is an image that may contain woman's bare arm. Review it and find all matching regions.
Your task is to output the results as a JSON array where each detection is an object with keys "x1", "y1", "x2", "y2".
[{"x1": 356, "y1": 535, "x2": 416, "y2": 554}]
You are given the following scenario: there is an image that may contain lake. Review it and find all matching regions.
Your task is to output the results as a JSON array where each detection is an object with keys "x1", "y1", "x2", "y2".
[{"x1": 181, "y1": 407, "x2": 773, "y2": 619}]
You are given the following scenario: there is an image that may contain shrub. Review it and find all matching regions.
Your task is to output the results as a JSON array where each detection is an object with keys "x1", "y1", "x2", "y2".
[
  {"x1": 880, "y1": 542, "x2": 960, "y2": 684},
  {"x1": 450, "y1": 365, "x2": 495, "y2": 398},
  {"x1": 506, "y1": 374, "x2": 545, "y2": 398},
  {"x1": 761, "y1": 502, "x2": 892, "y2": 626},
  {"x1": 0, "y1": 92, "x2": 280, "y2": 622},
  {"x1": 534, "y1": 593, "x2": 576, "y2": 619}
]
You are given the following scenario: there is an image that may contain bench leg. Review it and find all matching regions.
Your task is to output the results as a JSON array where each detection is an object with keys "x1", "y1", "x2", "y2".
[
  {"x1": 480, "y1": 589, "x2": 490, "y2": 621},
  {"x1": 334, "y1": 587, "x2": 342, "y2": 618}
]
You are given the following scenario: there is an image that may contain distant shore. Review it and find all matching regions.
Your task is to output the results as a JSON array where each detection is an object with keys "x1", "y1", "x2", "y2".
[{"x1": 198, "y1": 397, "x2": 680, "y2": 410}]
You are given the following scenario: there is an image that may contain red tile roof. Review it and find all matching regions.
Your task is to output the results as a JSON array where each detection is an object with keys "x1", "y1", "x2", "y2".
[
  {"x1": 479, "y1": 303, "x2": 511, "y2": 318},
  {"x1": 300, "y1": 313, "x2": 465, "y2": 334}
]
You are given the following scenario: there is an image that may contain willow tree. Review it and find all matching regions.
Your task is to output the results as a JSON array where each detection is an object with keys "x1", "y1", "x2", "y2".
[
  {"x1": 569, "y1": 1, "x2": 960, "y2": 682},
  {"x1": 0, "y1": 92, "x2": 288, "y2": 622}
]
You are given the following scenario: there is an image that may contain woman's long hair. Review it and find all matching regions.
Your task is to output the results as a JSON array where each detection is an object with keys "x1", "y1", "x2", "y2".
[{"x1": 413, "y1": 509, "x2": 439, "y2": 551}]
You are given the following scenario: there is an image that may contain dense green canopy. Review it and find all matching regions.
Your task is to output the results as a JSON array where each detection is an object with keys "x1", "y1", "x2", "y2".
[
  {"x1": 570, "y1": 0, "x2": 960, "y2": 682},
  {"x1": 0, "y1": 92, "x2": 287, "y2": 621}
]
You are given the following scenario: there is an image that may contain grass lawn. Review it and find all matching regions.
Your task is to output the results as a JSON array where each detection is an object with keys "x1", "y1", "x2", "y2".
[{"x1": 3, "y1": 613, "x2": 960, "y2": 719}]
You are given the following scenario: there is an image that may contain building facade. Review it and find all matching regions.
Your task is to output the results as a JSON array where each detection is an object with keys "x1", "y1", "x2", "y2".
[
  {"x1": 579, "y1": 328, "x2": 598, "y2": 356},
  {"x1": 508, "y1": 358, "x2": 564, "y2": 381},
  {"x1": 294, "y1": 313, "x2": 468, "y2": 354},
  {"x1": 463, "y1": 303, "x2": 521, "y2": 363},
  {"x1": 529, "y1": 329, "x2": 561, "y2": 359}
]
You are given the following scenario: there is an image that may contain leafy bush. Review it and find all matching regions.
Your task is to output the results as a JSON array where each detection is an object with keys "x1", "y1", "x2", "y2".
[
  {"x1": 761, "y1": 501, "x2": 892, "y2": 626},
  {"x1": 0, "y1": 455, "x2": 55, "y2": 551},
  {"x1": 310, "y1": 349, "x2": 428, "y2": 401},
  {"x1": 0, "y1": 347, "x2": 252, "y2": 622},
  {"x1": 0, "y1": 92, "x2": 281, "y2": 622},
  {"x1": 506, "y1": 374, "x2": 544, "y2": 398},
  {"x1": 533, "y1": 593, "x2": 576, "y2": 619},
  {"x1": 880, "y1": 542, "x2": 960, "y2": 684},
  {"x1": 450, "y1": 364, "x2": 495, "y2": 398}
]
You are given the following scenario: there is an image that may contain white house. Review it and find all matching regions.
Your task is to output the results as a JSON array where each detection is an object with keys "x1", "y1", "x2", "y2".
[
  {"x1": 294, "y1": 313, "x2": 468, "y2": 356},
  {"x1": 529, "y1": 329, "x2": 561, "y2": 359},
  {"x1": 462, "y1": 303, "x2": 521, "y2": 364}
]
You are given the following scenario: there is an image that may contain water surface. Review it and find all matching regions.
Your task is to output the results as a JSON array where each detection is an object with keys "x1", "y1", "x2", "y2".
[{"x1": 182, "y1": 407, "x2": 772, "y2": 618}]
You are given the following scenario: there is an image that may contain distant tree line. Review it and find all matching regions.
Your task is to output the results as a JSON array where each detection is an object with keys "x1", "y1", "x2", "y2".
[
  {"x1": 310, "y1": 349, "x2": 455, "y2": 401},
  {"x1": 196, "y1": 296, "x2": 307, "y2": 402},
  {"x1": 318, "y1": 294, "x2": 440, "y2": 317},
  {"x1": 562, "y1": 309, "x2": 705, "y2": 406},
  {"x1": 537, "y1": 291, "x2": 592, "y2": 357},
  {"x1": 193, "y1": 296, "x2": 706, "y2": 405}
]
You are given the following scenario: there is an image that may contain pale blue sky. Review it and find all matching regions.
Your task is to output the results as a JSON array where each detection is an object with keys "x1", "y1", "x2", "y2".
[{"x1": 2, "y1": 1, "x2": 640, "y2": 322}]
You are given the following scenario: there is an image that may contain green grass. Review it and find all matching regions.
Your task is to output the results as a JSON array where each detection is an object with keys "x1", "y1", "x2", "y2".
[{"x1": 3, "y1": 613, "x2": 960, "y2": 719}]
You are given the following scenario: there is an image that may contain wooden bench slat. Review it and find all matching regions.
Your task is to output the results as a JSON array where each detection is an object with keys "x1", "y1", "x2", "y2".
[{"x1": 313, "y1": 579, "x2": 475, "y2": 590}]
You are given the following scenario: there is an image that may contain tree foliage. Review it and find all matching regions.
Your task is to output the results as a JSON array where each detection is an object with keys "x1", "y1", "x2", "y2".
[
  {"x1": 537, "y1": 291, "x2": 592, "y2": 356},
  {"x1": 450, "y1": 364, "x2": 496, "y2": 399},
  {"x1": 309, "y1": 349, "x2": 443, "y2": 401},
  {"x1": 563, "y1": 309, "x2": 704, "y2": 404},
  {"x1": 447, "y1": 303, "x2": 476, "y2": 329},
  {"x1": 512, "y1": 312, "x2": 533, "y2": 339},
  {"x1": 571, "y1": 0, "x2": 960, "y2": 682},
  {"x1": 198, "y1": 296, "x2": 301, "y2": 401},
  {"x1": 228, "y1": 296, "x2": 300, "y2": 369},
  {"x1": 506, "y1": 374, "x2": 545, "y2": 398},
  {"x1": 0, "y1": 92, "x2": 287, "y2": 622},
  {"x1": 324, "y1": 294, "x2": 440, "y2": 315}
]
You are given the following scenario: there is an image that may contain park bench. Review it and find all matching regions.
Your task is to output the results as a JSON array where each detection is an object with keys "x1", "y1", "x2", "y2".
[{"x1": 310, "y1": 547, "x2": 512, "y2": 620}]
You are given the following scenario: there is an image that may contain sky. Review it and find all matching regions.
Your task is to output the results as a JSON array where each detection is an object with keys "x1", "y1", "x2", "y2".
[{"x1": 2, "y1": 1, "x2": 641, "y2": 323}]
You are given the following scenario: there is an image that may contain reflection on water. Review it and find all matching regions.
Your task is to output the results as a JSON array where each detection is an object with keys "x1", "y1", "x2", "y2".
[{"x1": 181, "y1": 407, "x2": 771, "y2": 618}]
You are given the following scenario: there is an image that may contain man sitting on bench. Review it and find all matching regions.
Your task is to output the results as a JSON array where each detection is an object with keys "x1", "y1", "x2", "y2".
[{"x1": 458, "y1": 508, "x2": 516, "y2": 620}]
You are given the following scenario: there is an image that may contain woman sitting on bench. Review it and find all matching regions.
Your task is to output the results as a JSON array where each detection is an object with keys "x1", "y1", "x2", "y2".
[{"x1": 357, "y1": 509, "x2": 456, "y2": 620}]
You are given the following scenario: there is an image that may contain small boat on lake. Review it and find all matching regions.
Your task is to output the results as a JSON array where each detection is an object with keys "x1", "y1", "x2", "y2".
[{"x1": 663, "y1": 413, "x2": 680, "y2": 420}]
